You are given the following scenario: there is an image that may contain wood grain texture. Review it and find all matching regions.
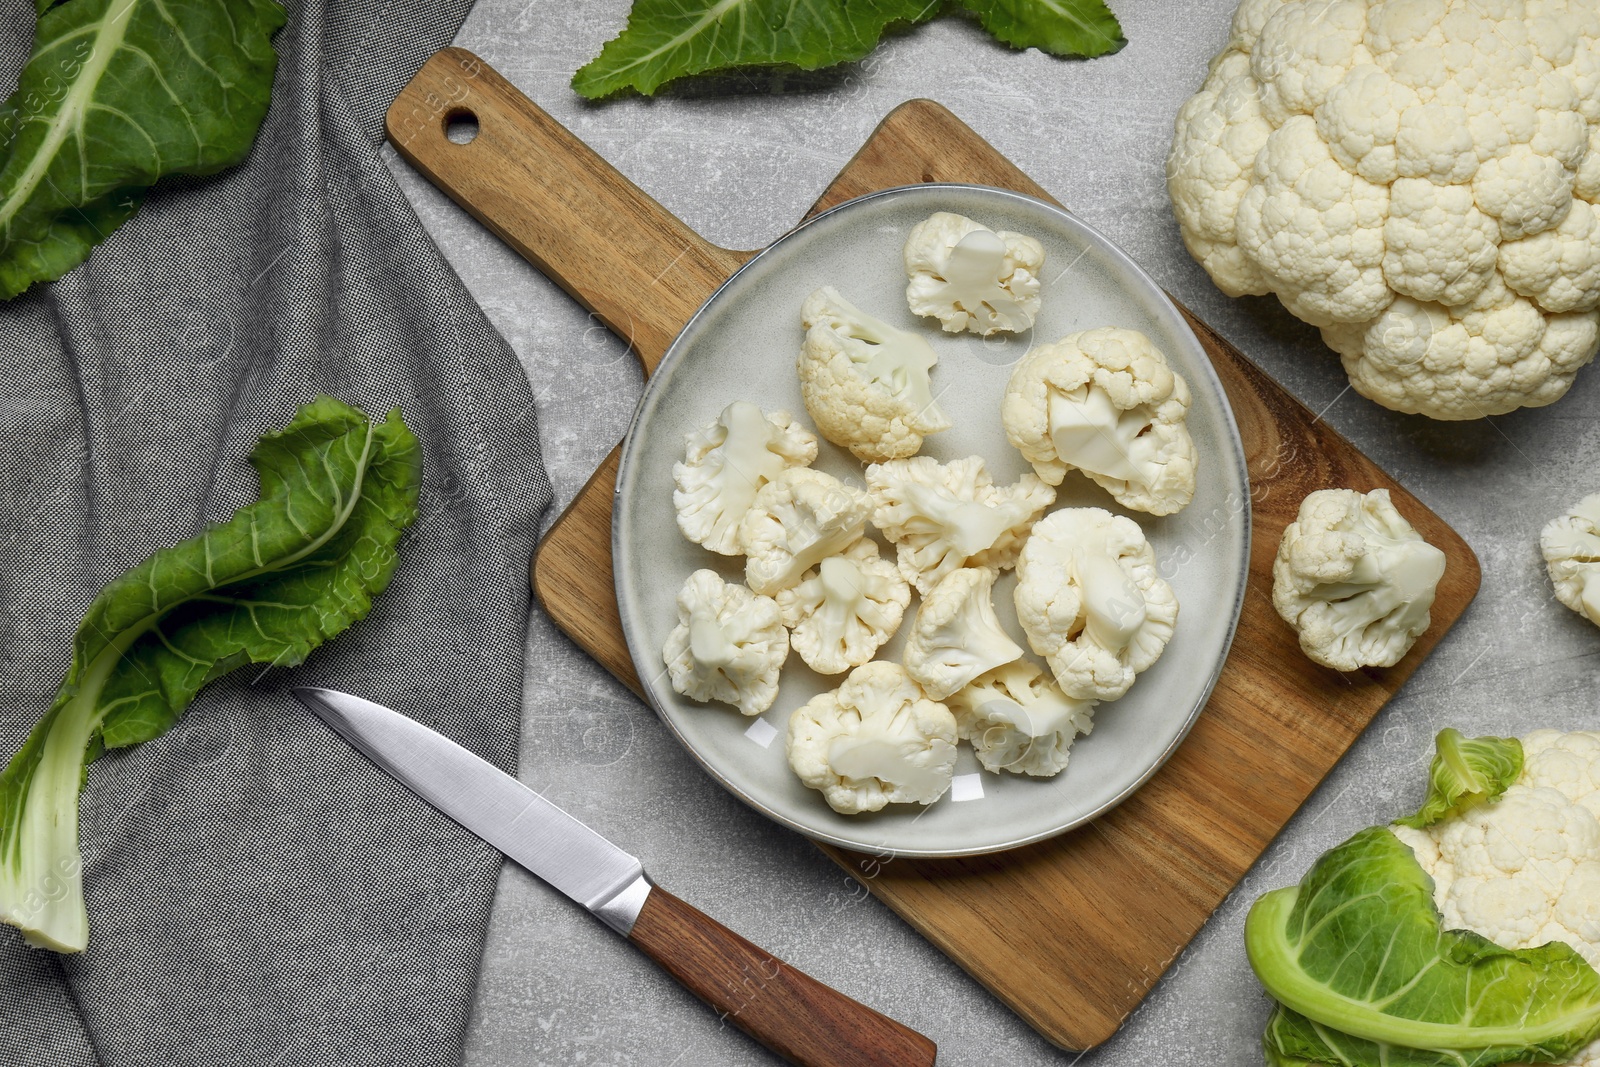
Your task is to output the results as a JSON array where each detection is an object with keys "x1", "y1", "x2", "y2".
[
  {"x1": 387, "y1": 52, "x2": 1482, "y2": 1052},
  {"x1": 630, "y1": 886, "x2": 938, "y2": 1067}
]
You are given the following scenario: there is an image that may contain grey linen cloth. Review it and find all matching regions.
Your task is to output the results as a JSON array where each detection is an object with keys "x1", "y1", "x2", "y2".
[{"x1": 0, "y1": 1, "x2": 550, "y2": 1064}]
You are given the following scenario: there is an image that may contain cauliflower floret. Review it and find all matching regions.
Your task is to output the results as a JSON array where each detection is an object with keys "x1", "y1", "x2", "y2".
[
  {"x1": 786, "y1": 661, "x2": 958, "y2": 814},
  {"x1": 1272, "y1": 487, "x2": 1447, "y2": 671},
  {"x1": 865, "y1": 455, "x2": 1055, "y2": 596},
  {"x1": 737, "y1": 468, "x2": 872, "y2": 596},
  {"x1": 774, "y1": 539, "x2": 910, "y2": 675},
  {"x1": 902, "y1": 211, "x2": 1046, "y2": 335},
  {"x1": 1543, "y1": 492, "x2": 1600, "y2": 628},
  {"x1": 796, "y1": 286, "x2": 952, "y2": 462},
  {"x1": 673, "y1": 402, "x2": 818, "y2": 554},
  {"x1": 902, "y1": 567, "x2": 1024, "y2": 701},
  {"x1": 946, "y1": 660, "x2": 1095, "y2": 778},
  {"x1": 1001, "y1": 327, "x2": 1198, "y2": 516},
  {"x1": 1167, "y1": 1, "x2": 1600, "y2": 420},
  {"x1": 661, "y1": 570, "x2": 788, "y2": 716},
  {"x1": 1014, "y1": 507, "x2": 1179, "y2": 702}
]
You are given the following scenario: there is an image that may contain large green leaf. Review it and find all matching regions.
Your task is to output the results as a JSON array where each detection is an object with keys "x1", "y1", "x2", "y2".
[
  {"x1": 1394, "y1": 728, "x2": 1523, "y2": 830},
  {"x1": 0, "y1": 397, "x2": 420, "y2": 952},
  {"x1": 0, "y1": 0, "x2": 285, "y2": 299},
  {"x1": 953, "y1": 0, "x2": 1125, "y2": 58},
  {"x1": 1247, "y1": 826, "x2": 1600, "y2": 1067}
]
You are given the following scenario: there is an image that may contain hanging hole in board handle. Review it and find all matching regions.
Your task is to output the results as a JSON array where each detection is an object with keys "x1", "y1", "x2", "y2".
[{"x1": 444, "y1": 107, "x2": 479, "y2": 145}]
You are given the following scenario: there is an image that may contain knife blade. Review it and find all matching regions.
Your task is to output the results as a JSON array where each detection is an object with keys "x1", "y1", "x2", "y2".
[{"x1": 291, "y1": 687, "x2": 937, "y2": 1067}]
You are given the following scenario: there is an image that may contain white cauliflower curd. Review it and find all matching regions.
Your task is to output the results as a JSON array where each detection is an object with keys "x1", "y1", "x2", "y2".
[
  {"x1": 902, "y1": 211, "x2": 1046, "y2": 335},
  {"x1": 866, "y1": 455, "x2": 1055, "y2": 596},
  {"x1": 673, "y1": 401, "x2": 818, "y2": 554},
  {"x1": 797, "y1": 286, "x2": 952, "y2": 462},
  {"x1": 1001, "y1": 327, "x2": 1198, "y2": 516},
  {"x1": 774, "y1": 539, "x2": 910, "y2": 676},
  {"x1": 1543, "y1": 493, "x2": 1600, "y2": 628},
  {"x1": 1014, "y1": 507, "x2": 1179, "y2": 702},
  {"x1": 737, "y1": 468, "x2": 872, "y2": 596},
  {"x1": 946, "y1": 660, "x2": 1095, "y2": 778},
  {"x1": 1273, "y1": 487, "x2": 1446, "y2": 671},
  {"x1": 662, "y1": 570, "x2": 788, "y2": 716},
  {"x1": 1167, "y1": 0, "x2": 1600, "y2": 420},
  {"x1": 902, "y1": 566, "x2": 1024, "y2": 701},
  {"x1": 786, "y1": 661, "x2": 958, "y2": 814}
]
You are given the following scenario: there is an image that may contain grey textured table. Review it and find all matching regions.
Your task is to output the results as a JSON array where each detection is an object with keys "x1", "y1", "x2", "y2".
[{"x1": 384, "y1": 2, "x2": 1600, "y2": 1064}]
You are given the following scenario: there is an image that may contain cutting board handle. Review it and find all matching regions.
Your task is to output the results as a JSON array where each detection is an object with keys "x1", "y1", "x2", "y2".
[{"x1": 385, "y1": 48, "x2": 748, "y2": 371}]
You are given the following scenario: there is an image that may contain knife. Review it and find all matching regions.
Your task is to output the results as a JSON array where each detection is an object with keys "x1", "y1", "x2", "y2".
[{"x1": 291, "y1": 687, "x2": 937, "y2": 1067}]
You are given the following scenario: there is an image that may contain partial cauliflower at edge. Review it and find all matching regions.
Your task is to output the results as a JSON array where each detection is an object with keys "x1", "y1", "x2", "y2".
[
  {"x1": 1166, "y1": 0, "x2": 1600, "y2": 420},
  {"x1": 946, "y1": 660, "x2": 1095, "y2": 778},
  {"x1": 786, "y1": 661, "x2": 958, "y2": 814},
  {"x1": 775, "y1": 539, "x2": 910, "y2": 676},
  {"x1": 673, "y1": 401, "x2": 818, "y2": 555},
  {"x1": 866, "y1": 454, "x2": 1055, "y2": 596},
  {"x1": 738, "y1": 467, "x2": 872, "y2": 596},
  {"x1": 662, "y1": 570, "x2": 788, "y2": 716},
  {"x1": 1543, "y1": 493, "x2": 1600, "y2": 629},
  {"x1": 797, "y1": 286, "x2": 952, "y2": 462},
  {"x1": 1002, "y1": 327, "x2": 1198, "y2": 515},
  {"x1": 902, "y1": 566, "x2": 1024, "y2": 701},
  {"x1": 1015, "y1": 507, "x2": 1179, "y2": 702},
  {"x1": 1273, "y1": 487, "x2": 1446, "y2": 671},
  {"x1": 902, "y1": 211, "x2": 1046, "y2": 335}
]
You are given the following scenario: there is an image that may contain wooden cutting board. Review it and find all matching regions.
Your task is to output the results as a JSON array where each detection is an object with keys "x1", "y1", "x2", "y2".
[{"x1": 388, "y1": 48, "x2": 1481, "y2": 1051}]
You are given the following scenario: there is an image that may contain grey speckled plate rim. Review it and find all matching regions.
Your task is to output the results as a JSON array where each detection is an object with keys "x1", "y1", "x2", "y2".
[{"x1": 612, "y1": 183, "x2": 1252, "y2": 858}]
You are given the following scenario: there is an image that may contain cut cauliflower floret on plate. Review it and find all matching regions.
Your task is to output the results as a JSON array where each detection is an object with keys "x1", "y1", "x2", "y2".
[
  {"x1": 1015, "y1": 507, "x2": 1178, "y2": 702},
  {"x1": 1543, "y1": 493, "x2": 1600, "y2": 629},
  {"x1": 673, "y1": 401, "x2": 818, "y2": 555},
  {"x1": 1272, "y1": 488, "x2": 1446, "y2": 671},
  {"x1": 738, "y1": 467, "x2": 872, "y2": 596},
  {"x1": 902, "y1": 211, "x2": 1045, "y2": 335},
  {"x1": 946, "y1": 660, "x2": 1095, "y2": 778},
  {"x1": 866, "y1": 455, "x2": 1054, "y2": 596},
  {"x1": 775, "y1": 539, "x2": 910, "y2": 676},
  {"x1": 786, "y1": 661, "x2": 958, "y2": 814},
  {"x1": 902, "y1": 566, "x2": 1024, "y2": 701},
  {"x1": 797, "y1": 286, "x2": 952, "y2": 462},
  {"x1": 662, "y1": 570, "x2": 788, "y2": 716},
  {"x1": 1001, "y1": 327, "x2": 1198, "y2": 515}
]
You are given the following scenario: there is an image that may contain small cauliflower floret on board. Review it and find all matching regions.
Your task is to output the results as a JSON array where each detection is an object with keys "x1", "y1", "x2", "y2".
[
  {"x1": 737, "y1": 468, "x2": 872, "y2": 596},
  {"x1": 902, "y1": 567, "x2": 1024, "y2": 701},
  {"x1": 796, "y1": 286, "x2": 952, "y2": 462},
  {"x1": 1014, "y1": 507, "x2": 1178, "y2": 702},
  {"x1": 673, "y1": 401, "x2": 818, "y2": 555},
  {"x1": 662, "y1": 570, "x2": 788, "y2": 716},
  {"x1": 775, "y1": 539, "x2": 910, "y2": 676},
  {"x1": 902, "y1": 211, "x2": 1046, "y2": 335},
  {"x1": 946, "y1": 660, "x2": 1095, "y2": 778},
  {"x1": 1272, "y1": 488, "x2": 1446, "y2": 671},
  {"x1": 1001, "y1": 327, "x2": 1198, "y2": 515},
  {"x1": 866, "y1": 455, "x2": 1055, "y2": 596},
  {"x1": 786, "y1": 661, "x2": 958, "y2": 815},
  {"x1": 1543, "y1": 493, "x2": 1600, "y2": 628}
]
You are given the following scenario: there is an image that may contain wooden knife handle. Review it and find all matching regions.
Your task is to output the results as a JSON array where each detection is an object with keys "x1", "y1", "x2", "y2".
[{"x1": 628, "y1": 886, "x2": 937, "y2": 1067}]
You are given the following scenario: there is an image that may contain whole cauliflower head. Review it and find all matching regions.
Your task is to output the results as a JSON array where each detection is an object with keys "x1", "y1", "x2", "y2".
[
  {"x1": 866, "y1": 455, "x2": 1055, "y2": 596},
  {"x1": 946, "y1": 660, "x2": 1095, "y2": 777},
  {"x1": 1167, "y1": 0, "x2": 1600, "y2": 420},
  {"x1": 902, "y1": 566, "x2": 1025, "y2": 701},
  {"x1": 902, "y1": 211, "x2": 1046, "y2": 335},
  {"x1": 797, "y1": 286, "x2": 953, "y2": 462},
  {"x1": 1543, "y1": 492, "x2": 1600, "y2": 628},
  {"x1": 673, "y1": 401, "x2": 818, "y2": 554},
  {"x1": 1014, "y1": 507, "x2": 1179, "y2": 702},
  {"x1": 662, "y1": 570, "x2": 788, "y2": 716},
  {"x1": 738, "y1": 468, "x2": 872, "y2": 596},
  {"x1": 1272, "y1": 487, "x2": 1447, "y2": 671},
  {"x1": 774, "y1": 539, "x2": 910, "y2": 675},
  {"x1": 1001, "y1": 327, "x2": 1198, "y2": 515},
  {"x1": 786, "y1": 661, "x2": 958, "y2": 814}
]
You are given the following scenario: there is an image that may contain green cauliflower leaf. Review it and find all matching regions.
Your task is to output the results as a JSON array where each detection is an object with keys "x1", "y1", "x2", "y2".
[
  {"x1": 953, "y1": 0, "x2": 1124, "y2": 58},
  {"x1": 1394, "y1": 728, "x2": 1523, "y2": 830}
]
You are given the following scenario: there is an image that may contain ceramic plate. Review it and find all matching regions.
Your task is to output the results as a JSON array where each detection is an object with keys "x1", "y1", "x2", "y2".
[{"x1": 614, "y1": 184, "x2": 1250, "y2": 858}]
